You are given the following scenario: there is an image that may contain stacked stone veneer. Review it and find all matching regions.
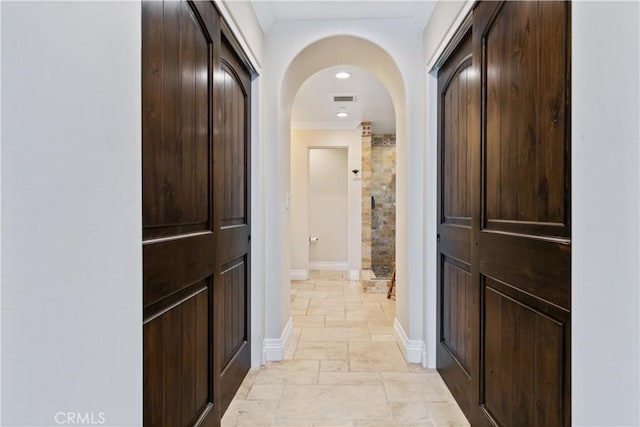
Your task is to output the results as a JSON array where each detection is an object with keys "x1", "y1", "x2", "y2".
[
  {"x1": 361, "y1": 124, "x2": 396, "y2": 281},
  {"x1": 371, "y1": 134, "x2": 396, "y2": 274},
  {"x1": 360, "y1": 122, "x2": 372, "y2": 270}
]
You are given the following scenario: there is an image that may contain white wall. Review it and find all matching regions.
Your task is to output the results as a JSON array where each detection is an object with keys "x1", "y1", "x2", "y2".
[
  {"x1": 423, "y1": 0, "x2": 640, "y2": 423},
  {"x1": 573, "y1": 2, "x2": 640, "y2": 425},
  {"x1": 220, "y1": 0, "x2": 263, "y2": 68},
  {"x1": 290, "y1": 129, "x2": 362, "y2": 278},
  {"x1": 264, "y1": 19, "x2": 425, "y2": 351},
  {"x1": 309, "y1": 148, "x2": 349, "y2": 265},
  {"x1": 1, "y1": 2, "x2": 141, "y2": 425}
]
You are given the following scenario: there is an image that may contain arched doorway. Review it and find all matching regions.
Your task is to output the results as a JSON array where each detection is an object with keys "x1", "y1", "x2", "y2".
[{"x1": 260, "y1": 34, "x2": 426, "y2": 365}]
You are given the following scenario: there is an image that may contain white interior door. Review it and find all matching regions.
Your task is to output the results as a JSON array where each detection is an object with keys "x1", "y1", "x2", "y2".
[{"x1": 308, "y1": 147, "x2": 348, "y2": 269}]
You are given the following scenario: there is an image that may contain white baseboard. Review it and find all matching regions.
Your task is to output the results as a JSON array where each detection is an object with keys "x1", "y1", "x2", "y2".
[
  {"x1": 393, "y1": 318, "x2": 426, "y2": 365},
  {"x1": 349, "y1": 269, "x2": 360, "y2": 281},
  {"x1": 262, "y1": 317, "x2": 293, "y2": 363},
  {"x1": 309, "y1": 261, "x2": 348, "y2": 271},
  {"x1": 290, "y1": 269, "x2": 309, "y2": 280}
]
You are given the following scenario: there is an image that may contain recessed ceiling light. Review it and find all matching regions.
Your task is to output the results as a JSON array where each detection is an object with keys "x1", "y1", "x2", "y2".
[
  {"x1": 335, "y1": 71, "x2": 351, "y2": 79},
  {"x1": 336, "y1": 111, "x2": 349, "y2": 117}
]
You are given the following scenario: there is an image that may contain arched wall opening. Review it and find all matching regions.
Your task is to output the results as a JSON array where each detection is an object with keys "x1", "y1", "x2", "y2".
[
  {"x1": 289, "y1": 65, "x2": 396, "y2": 283},
  {"x1": 277, "y1": 35, "x2": 415, "y2": 360}
]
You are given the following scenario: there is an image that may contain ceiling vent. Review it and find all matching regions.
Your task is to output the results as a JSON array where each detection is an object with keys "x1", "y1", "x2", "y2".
[{"x1": 330, "y1": 93, "x2": 358, "y2": 103}]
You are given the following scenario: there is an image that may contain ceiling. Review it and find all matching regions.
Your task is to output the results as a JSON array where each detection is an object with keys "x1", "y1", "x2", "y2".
[
  {"x1": 251, "y1": 1, "x2": 435, "y2": 32},
  {"x1": 291, "y1": 65, "x2": 395, "y2": 133},
  {"x1": 251, "y1": 1, "x2": 432, "y2": 134}
]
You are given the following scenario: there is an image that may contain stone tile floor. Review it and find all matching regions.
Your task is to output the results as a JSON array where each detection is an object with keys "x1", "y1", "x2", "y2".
[{"x1": 221, "y1": 271, "x2": 469, "y2": 427}]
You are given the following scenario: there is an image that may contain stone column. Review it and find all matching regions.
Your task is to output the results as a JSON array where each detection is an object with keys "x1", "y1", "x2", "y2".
[{"x1": 361, "y1": 122, "x2": 372, "y2": 270}]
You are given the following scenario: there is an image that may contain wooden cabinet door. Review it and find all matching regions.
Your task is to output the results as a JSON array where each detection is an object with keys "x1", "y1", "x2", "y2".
[
  {"x1": 474, "y1": 2, "x2": 571, "y2": 426},
  {"x1": 212, "y1": 31, "x2": 252, "y2": 419},
  {"x1": 437, "y1": 26, "x2": 479, "y2": 423}
]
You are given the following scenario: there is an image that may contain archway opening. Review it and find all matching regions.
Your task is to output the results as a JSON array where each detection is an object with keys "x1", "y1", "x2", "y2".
[{"x1": 278, "y1": 35, "x2": 412, "y2": 355}]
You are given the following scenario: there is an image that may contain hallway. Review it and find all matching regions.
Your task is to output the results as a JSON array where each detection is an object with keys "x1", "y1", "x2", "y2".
[{"x1": 221, "y1": 272, "x2": 468, "y2": 426}]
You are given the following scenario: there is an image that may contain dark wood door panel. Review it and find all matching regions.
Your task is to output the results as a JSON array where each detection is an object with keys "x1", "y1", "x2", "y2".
[
  {"x1": 437, "y1": 22, "x2": 477, "y2": 425},
  {"x1": 441, "y1": 257, "x2": 473, "y2": 374},
  {"x1": 442, "y1": 63, "x2": 473, "y2": 223},
  {"x1": 478, "y1": 231, "x2": 570, "y2": 310},
  {"x1": 143, "y1": 1, "x2": 243, "y2": 426},
  {"x1": 473, "y1": 1, "x2": 572, "y2": 426},
  {"x1": 143, "y1": 233, "x2": 215, "y2": 310},
  {"x1": 439, "y1": 226, "x2": 471, "y2": 263},
  {"x1": 212, "y1": 32, "x2": 252, "y2": 421},
  {"x1": 481, "y1": 0, "x2": 571, "y2": 237},
  {"x1": 219, "y1": 257, "x2": 248, "y2": 368},
  {"x1": 482, "y1": 279, "x2": 568, "y2": 427},
  {"x1": 219, "y1": 62, "x2": 248, "y2": 224},
  {"x1": 437, "y1": 2, "x2": 571, "y2": 425},
  {"x1": 142, "y1": 0, "x2": 211, "y2": 240},
  {"x1": 144, "y1": 287, "x2": 213, "y2": 427}
]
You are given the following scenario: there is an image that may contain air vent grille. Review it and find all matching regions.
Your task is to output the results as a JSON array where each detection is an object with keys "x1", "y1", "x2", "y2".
[{"x1": 329, "y1": 93, "x2": 358, "y2": 103}]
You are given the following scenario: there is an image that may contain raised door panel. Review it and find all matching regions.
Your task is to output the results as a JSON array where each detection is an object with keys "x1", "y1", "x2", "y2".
[
  {"x1": 482, "y1": 1, "x2": 570, "y2": 238},
  {"x1": 483, "y1": 279, "x2": 567, "y2": 427},
  {"x1": 443, "y1": 61, "x2": 473, "y2": 224},
  {"x1": 143, "y1": 0, "x2": 211, "y2": 240},
  {"x1": 441, "y1": 257, "x2": 473, "y2": 374},
  {"x1": 144, "y1": 287, "x2": 211, "y2": 426}
]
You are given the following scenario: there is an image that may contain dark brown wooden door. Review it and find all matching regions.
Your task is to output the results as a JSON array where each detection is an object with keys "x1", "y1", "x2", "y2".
[
  {"x1": 142, "y1": 2, "x2": 251, "y2": 425},
  {"x1": 437, "y1": 26, "x2": 478, "y2": 422},
  {"x1": 474, "y1": 2, "x2": 571, "y2": 425},
  {"x1": 437, "y1": 2, "x2": 571, "y2": 426},
  {"x1": 142, "y1": 1, "x2": 218, "y2": 425},
  {"x1": 212, "y1": 31, "x2": 252, "y2": 419}
]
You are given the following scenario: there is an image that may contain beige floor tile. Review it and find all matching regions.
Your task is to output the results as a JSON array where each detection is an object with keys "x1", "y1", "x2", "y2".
[
  {"x1": 294, "y1": 341, "x2": 348, "y2": 360},
  {"x1": 371, "y1": 334, "x2": 396, "y2": 342},
  {"x1": 224, "y1": 275, "x2": 466, "y2": 426},
  {"x1": 292, "y1": 314, "x2": 325, "y2": 327},
  {"x1": 318, "y1": 372, "x2": 382, "y2": 385},
  {"x1": 314, "y1": 280, "x2": 347, "y2": 290},
  {"x1": 324, "y1": 320, "x2": 368, "y2": 328},
  {"x1": 291, "y1": 297, "x2": 311, "y2": 312},
  {"x1": 221, "y1": 399, "x2": 278, "y2": 426},
  {"x1": 353, "y1": 421, "x2": 420, "y2": 427},
  {"x1": 390, "y1": 402, "x2": 469, "y2": 426},
  {"x1": 307, "y1": 301, "x2": 346, "y2": 317},
  {"x1": 348, "y1": 342, "x2": 409, "y2": 372},
  {"x1": 254, "y1": 360, "x2": 319, "y2": 385},
  {"x1": 247, "y1": 384, "x2": 284, "y2": 400},
  {"x1": 324, "y1": 294, "x2": 363, "y2": 302},
  {"x1": 232, "y1": 368, "x2": 260, "y2": 399},
  {"x1": 300, "y1": 326, "x2": 371, "y2": 342},
  {"x1": 423, "y1": 402, "x2": 469, "y2": 426},
  {"x1": 277, "y1": 385, "x2": 392, "y2": 420},
  {"x1": 319, "y1": 359, "x2": 349, "y2": 371},
  {"x1": 296, "y1": 290, "x2": 329, "y2": 298},
  {"x1": 274, "y1": 420, "x2": 354, "y2": 427},
  {"x1": 368, "y1": 320, "x2": 394, "y2": 335},
  {"x1": 383, "y1": 376, "x2": 452, "y2": 402}
]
